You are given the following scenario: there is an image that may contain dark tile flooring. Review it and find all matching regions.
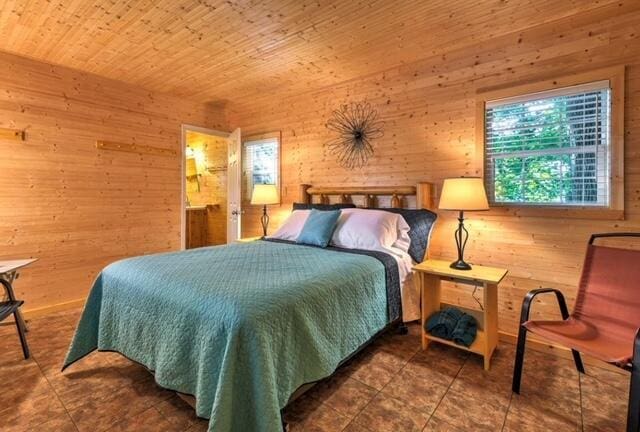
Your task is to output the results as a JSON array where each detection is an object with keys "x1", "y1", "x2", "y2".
[{"x1": 0, "y1": 309, "x2": 629, "y2": 431}]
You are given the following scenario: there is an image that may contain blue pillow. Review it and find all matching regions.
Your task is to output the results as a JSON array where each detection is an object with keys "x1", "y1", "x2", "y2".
[{"x1": 296, "y1": 209, "x2": 341, "y2": 248}]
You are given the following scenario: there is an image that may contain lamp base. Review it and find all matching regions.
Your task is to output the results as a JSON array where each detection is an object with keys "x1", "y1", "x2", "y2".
[
  {"x1": 260, "y1": 205, "x2": 270, "y2": 237},
  {"x1": 451, "y1": 210, "x2": 472, "y2": 271},
  {"x1": 450, "y1": 259, "x2": 472, "y2": 271}
]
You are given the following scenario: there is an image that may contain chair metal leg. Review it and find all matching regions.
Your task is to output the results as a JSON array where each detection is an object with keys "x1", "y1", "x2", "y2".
[
  {"x1": 628, "y1": 329, "x2": 640, "y2": 432},
  {"x1": 15, "y1": 309, "x2": 28, "y2": 333},
  {"x1": 2, "y1": 274, "x2": 29, "y2": 332},
  {"x1": 512, "y1": 287, "x2": 575, "y2": 393},
  {"x1": 14, "y1": 310, "x2": 30, "y2": 359},
  {"x1": 512, "y1": 288, "x2": 550, "y2": 394},
  {"x1": 512, "y1": 326, "x2": 527, "y2": 394},
  {"x1": 1, "y1": 278, "x2": 30, "y2": 359},
  {"x1": 572, "y1": 349, "x2": 585, "y2": 374},
  {"x1": 554, "y1": 289, "x2": 586, "y2": 375},
  {"x1": 397, "y1": 323, "x2": 409, "y2": 335}
]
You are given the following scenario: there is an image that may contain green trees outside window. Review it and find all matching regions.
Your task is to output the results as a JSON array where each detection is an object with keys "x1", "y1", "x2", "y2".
[{"x1": 485, "y1": 87, "x2": 610, "y2": 206}]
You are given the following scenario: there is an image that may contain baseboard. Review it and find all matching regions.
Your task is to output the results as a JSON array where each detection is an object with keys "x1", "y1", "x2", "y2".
[
  {"x1": 22, "y1": 298, "x2": 85, "y2": 320},
  {"x1": 5, "y1": 300, "x2": 629, "y2": 376},
  {"x1": 499, "y1": 331, "x2": 626, "y2": 375}
]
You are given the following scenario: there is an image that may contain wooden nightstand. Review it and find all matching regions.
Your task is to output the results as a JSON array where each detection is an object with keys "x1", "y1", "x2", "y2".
[
  {"x1": 413, "y1": 259, "x2": 507, "y2": 370},
  {"x1": 235, "y1": 236, "x2": 262, "y2": 243}
]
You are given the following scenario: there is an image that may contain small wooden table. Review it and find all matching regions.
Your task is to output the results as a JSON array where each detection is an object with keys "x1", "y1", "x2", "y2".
[
  {"x1": 414, "y1": 259, "x2": 507, "y2": 370},
  {"x1": 0, "y1": 259, "x2": 37, "y2": 359},
  {"x1": 236, "y1": 236, "x2": 262, "y2": 243},
  {"x1": 0, "y1": 259, "x2": 37, "y2": 330}
]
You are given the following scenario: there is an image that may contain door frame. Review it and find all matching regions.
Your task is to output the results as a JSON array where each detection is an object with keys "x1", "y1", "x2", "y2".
[{"x1": 180, "y1": 124, "x2": 232, "y2": 250}]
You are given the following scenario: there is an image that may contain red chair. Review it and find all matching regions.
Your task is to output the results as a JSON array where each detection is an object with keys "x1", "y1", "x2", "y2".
[{"x1": 512, "y1": 233, "x2": 640, "y2": 432}]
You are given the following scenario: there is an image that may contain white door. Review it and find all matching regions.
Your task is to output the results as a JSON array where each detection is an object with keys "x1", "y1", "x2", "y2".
[{"x1": 227, "y1": 128, "x2": 242, "y2": 242}]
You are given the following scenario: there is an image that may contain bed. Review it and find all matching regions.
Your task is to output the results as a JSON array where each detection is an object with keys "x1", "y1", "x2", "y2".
[{"x1": 63, "y1": 183, "x2": 437, "y2": 432}]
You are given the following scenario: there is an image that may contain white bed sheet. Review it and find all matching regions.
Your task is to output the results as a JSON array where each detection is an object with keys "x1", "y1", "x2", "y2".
[{"x1": 385, "y1": 246, "x2": 420, "y2": 322}]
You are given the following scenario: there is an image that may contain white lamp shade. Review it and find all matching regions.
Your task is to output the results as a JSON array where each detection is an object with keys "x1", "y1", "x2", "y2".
[
  {"x1": 251, "y1": 184, "x2": 279, "y2": 205},
  {"x1": 438, "y1": 177, "x2": 489, "y2": 211}
]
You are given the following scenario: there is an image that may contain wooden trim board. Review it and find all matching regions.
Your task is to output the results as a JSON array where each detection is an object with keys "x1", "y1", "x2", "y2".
[
  {"x1": 0, "y1": 127, "x2": 25, "y2": 141},
  {"x1": 96, "y1": 140, "x2": 177, "y2": 157},
  {"x1": 1, "y1": 299, "x2": 624, "y2": 377},
  {"x1": 22, "y1": 298, "x2": 85, "y2": 320}
]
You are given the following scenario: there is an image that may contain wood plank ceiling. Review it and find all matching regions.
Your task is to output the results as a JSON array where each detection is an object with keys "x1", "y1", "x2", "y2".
[{"x1": 0, "y1": 0, "x2": 625, "y2": 104}]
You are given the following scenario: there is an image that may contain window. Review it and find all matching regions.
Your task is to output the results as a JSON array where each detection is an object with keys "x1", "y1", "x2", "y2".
[
  {"x1": 477, "y1": 67, "x2": 624, "y2": 218},
  {"x1": 485, "y1": 82, "x2": 610, "y2": 206},
  {"x1": 242, "y1": 132, "x2": 280, "y2": 202}
]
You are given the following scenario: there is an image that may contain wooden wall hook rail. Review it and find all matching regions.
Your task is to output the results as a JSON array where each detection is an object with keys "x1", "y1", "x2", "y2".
[
  {"x1": 96, "y1": 140, "x2": 177, "y2": 157},
  {"x1": 0, "y1": 127, "x2": 25, "y2": 141}
]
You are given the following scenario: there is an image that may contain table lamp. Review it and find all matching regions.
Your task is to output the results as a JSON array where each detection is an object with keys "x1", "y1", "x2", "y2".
[
  {"x1": 438, "y1": 177, "x2": 489, "y2": 270},
  {"x1": 251, "y1": 184, "x2": 280, "y2": 237}
]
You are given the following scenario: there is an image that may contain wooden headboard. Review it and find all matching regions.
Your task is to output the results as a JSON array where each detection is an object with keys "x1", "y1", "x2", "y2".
[{"x1": 299, "y1": 183, "x2": 435, "y2": 210}]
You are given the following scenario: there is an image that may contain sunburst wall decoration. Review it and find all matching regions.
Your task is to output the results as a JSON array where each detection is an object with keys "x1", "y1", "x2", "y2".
[{"x1": 326, "y1": 101, "x2": 384, "y2": 169}]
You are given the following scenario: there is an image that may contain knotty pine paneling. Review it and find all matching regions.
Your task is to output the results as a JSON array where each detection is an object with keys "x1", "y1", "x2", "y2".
[
  {"x1": 0, "y1": 0, "x2": 626, "y2": 105},
  {"x1": 229, "y1": 4, "x2": 640, "y2": 337},
  {"x1": 0, "y1": 51, "x2": 226, "y2": 312}
]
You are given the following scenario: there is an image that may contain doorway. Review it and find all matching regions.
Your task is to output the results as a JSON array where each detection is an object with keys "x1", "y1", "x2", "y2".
[{"x1": 180, "y1": 125, "x2": 241, "y2": 249}]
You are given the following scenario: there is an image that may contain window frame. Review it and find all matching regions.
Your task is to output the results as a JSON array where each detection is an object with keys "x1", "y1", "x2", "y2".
[
  {"x1": 241, "y1": 130, "x2": 282, "y2": 204},
  {"x1": 475, "y1": 66, "x2": 625, "y2": 220}
]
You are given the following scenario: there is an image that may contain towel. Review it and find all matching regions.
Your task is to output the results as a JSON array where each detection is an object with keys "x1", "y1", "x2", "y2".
[
  {"x1": 425, "y1": 307, "x2": 478, "y2": 347},
  {"x1": 451, "y1": 313, "x2": 478, "y2": 347},
  {"x1": 425, "y1": 307, "x2": 464, "y2": 340}
]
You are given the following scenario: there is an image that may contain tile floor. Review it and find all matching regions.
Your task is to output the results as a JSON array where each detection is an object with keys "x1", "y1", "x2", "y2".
[{"x1": 0, "y1": 309, "x2": 629, "y2": 432}]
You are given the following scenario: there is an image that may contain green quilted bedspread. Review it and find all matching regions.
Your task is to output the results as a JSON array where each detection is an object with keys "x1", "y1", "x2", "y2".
[{"x1": 63, "y1": 240, "x2": 388, "y2": 432}]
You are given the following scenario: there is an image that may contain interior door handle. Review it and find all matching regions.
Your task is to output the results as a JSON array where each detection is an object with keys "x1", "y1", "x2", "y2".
[{"x1": 231, "y1": 210, "x2": 245, "y2": 216}]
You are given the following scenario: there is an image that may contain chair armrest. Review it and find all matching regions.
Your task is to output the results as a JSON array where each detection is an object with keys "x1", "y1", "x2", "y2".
[
  {"x1": 519, "y1": 288, "x2": 571, "y2": 326},
  {"x1": 0, "y1": 279, "x2": 17, "y2": 302},
  {"x1": 635, "y1": 328, "x2": 640, "y2": 365},
  {"x1": 630, "y1": 328, "x2": 640, "y2": 430}
]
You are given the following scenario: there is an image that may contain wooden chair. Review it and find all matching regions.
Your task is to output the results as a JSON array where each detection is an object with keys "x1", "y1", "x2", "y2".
[
  {"x1": 512, "y1": 233, "x2": 640, "y2": 432},
  {"x1": 0, "y1": 278, "x2": 29, "y2": 359}
]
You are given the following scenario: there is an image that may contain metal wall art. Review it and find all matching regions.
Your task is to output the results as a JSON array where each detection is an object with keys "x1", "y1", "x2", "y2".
[{"x1": 326, "y1": 102, "x2": 384, "y2": 169}]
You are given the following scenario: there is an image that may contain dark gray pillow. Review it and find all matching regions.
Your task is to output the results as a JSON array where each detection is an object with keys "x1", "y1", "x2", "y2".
[
  {"x1": 371, "y1": 208, "x2": 437, "y2": 263},
  {"x1": 292, "y1": 202, "x2": 356, "y2": 211}
]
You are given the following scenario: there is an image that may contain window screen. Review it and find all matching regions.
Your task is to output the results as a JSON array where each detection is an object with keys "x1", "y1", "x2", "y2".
[{"x1": 484, "y1": 81, "x2": 611, "y2": 206}]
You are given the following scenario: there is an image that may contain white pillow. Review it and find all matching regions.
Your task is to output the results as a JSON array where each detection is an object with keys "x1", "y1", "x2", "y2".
[
  {"x1": 330, "y1": 208, "x2": 411, "y2": 253},
  {"x1": 392, "y1": 219, "x2": 411, "y2": 254},
  {"x1": 267, "y1": 210, "x2": 310, "y2": 241}
]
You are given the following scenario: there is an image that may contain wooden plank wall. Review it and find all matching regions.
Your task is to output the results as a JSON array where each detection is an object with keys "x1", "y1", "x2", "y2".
[
  {"x1": 0, "y1": 51, "x2": 227, "y2": 314},
  {"x1": 229, "y1": 3, "x2": 640, "y2": 337}
]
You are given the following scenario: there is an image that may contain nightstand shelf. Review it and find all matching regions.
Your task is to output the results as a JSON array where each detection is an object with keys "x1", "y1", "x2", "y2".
[
  {"x1": 424, "y1": 329, "x2": 486, "y2": 355},
  {"x1": 414, "y1": 259, "x2": 507, "y2": 370}
]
